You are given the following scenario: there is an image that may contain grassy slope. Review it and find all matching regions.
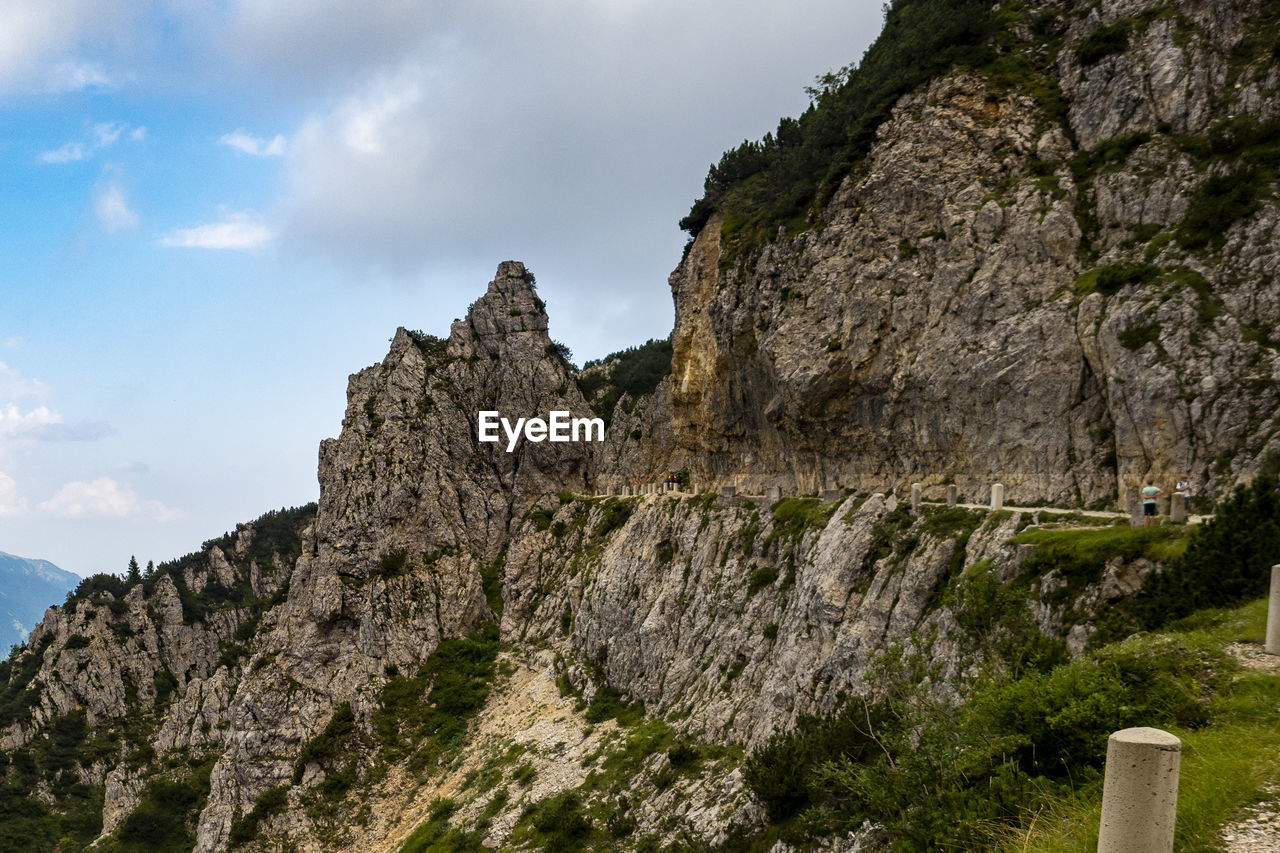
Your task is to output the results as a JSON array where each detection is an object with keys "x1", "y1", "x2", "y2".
[{"x1": 1001, "y1": 598, "x2": 1280, "y2": 852}]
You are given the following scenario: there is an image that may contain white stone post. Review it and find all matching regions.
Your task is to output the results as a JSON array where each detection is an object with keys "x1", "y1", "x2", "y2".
[
  {"x1": 1170, "y1": 493, "x2": 1186, "y2": 524},
  {"x1": 1097, "y1": 727, "x2": 1181, "y2": 853},
  {"x1": 1130, "y1": 490, "x2": 1144, "y2": 527},
  {"x1": 990, "y1": 483, "x2": 1004, "y2": 512},
  {"x1": 911, "y1": 482, "x2": 922, "y2": 513},
  {"x1": 1265, "y1": 565, "x2": 1280, "y2": 656},
  {"x1": 947, "y1": 484, "x2": 957, "y2": 507},
  {"x1": 765, "y1": 486, "x2": 781, "y2": 501},
  {"x1": 721, "y1": 485, "x2": 736, "y2": 498}
]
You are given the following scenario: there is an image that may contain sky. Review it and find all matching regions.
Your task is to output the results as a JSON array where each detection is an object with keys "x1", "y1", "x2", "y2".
[{"x1": 0, "y1": 0, "x2": 884, "y2": 579}]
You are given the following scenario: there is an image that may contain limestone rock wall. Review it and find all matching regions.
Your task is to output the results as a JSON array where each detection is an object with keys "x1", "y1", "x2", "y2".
[
  {"x1": 667, "y1": 0, "x2": 1280, "y2": 505},
  {"x1": 3, "y1": 0, "x2": 1280, "y2": 848}
]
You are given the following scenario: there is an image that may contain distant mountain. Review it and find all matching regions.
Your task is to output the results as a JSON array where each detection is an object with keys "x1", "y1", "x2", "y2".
[{"x1": 0, "y1": 551, "x2": 79, "y2": 651}]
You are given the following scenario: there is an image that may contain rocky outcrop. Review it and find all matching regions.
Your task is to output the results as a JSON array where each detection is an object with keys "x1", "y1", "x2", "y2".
[
  {"x1": 3, "y1": 0, "x2": 1280, "y2": 850},
  {"x1": 667, "y1": 0, "x2": 1280, "y2": 506},
  {"x1": 193, "y1": 261, "x2": 605, "y2": 850}
]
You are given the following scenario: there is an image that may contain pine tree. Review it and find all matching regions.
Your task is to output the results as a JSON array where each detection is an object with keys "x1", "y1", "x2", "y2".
[{"x1": 127, "y1": 555, "x2": 141, "y2": 584}]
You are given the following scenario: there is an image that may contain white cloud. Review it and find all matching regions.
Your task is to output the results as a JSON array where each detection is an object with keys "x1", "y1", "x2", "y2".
[
  {"x1": 0, "y1": 362, "x2": 50, "y2": 399},
  {"x1": 39, "y1": 142, "x2": 86, "y2": 163},
  {"x1": 37, "y1": 477, "x2": 180, "y2": 521},
  {"x1": 0, "y1": 364, "x2": 110, "y2": 445},
  {"x1": 93, "y1": 178, "x2": 139, "y2": 232},
  {"x1": 92, "y1": 122, "x2": 123, "y2": 147},
  {"x1": 0, "y1": 403, "x2": 61, "y2": 437},
  {"x1": 219, "y1": 130, "x2": 287, "y2": 157},
  {"x1": 40, "y1": 120, "x2": 143, "y2": 165},
  {"x1": 160, "y1": 212, "x2": 273, "y2": 250},
  {"x1": 0, "y1": 472, "x2": 26, "y2": 517},
  {"x1": 45, "y1": 60, "x2": 113, "y2": 93},
  {"x1": 0, "y1": 1, "x2": 133, "y2": 94}
]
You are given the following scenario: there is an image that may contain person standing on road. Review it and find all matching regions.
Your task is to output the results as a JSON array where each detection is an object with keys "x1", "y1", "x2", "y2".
[{"x1": 1142, "y1": 480, "x2": 1162, "y2": 526}]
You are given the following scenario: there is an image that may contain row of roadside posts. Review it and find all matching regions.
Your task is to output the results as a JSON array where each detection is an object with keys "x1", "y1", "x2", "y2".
[
  {"x1": 1097, "y1": 564, "x2": 1280, "y2": 852},
  {"x1": 614, "y1": 481, "x2": 1192, "y2": 524}
]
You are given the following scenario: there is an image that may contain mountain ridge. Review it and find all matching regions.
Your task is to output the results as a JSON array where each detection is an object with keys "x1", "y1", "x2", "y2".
[
  {"x1": 0, "y1": 550, "x2": 79, "y2": 651},
  {"x1": 2, "y1": 0, "x2": 1280, "y2": 849}
]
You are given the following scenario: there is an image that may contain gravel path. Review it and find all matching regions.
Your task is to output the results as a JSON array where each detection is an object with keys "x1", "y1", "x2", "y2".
[{"x1": 1220, "y1": 644, "x2": 1280, "y2": 852}]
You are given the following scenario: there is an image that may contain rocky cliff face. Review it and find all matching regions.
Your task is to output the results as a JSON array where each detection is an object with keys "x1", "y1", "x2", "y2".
[
  {"x1": 2, "y1": 0, "x2": 1278, "y2": 850},
  {"x1": 668, "y1": 0, "x2": 1280, "y2": 507}
]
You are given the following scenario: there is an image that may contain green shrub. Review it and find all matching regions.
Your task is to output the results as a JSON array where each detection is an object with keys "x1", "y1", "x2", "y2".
[
  {"x1": 1076, "y1": 261, "x2": 1160, "y2": 296},
  {"x1": 399, "y1": 799, "x2": 485, "y2": 853},
  {"x1": 373, "y1": 623, "x2": 500, "y2": 772},
  {"x1": 526, "y1": 791, "x2": 594, "y2": 849},
  {"x1": 1177, "y1": 169, "x2": 1263, "y2": 250},
  {"x1": 374, "y1": 548, "x2": 411, "y2": 579},
  {"x1": 293, "y1": 702, "x2": 357, "y2": 785},
  {"x1": 593, "y1": 499, "x2": 635, "y2": 539},
  {"x1": 946, "y1": 562, "x2": 1066, "y2": 677},
  {"x1": 228, "y1": 785, "x2": 289, "y2": 847},
  {"x1": 1076, "y1": 19, "x2": 1131, "y2": 66},
  {"x1": 526, "y1": 508, "x2": 555, "y2": 532},
  {"x1": 0, "y1": 634, "x2": 54, "y2": 728},
  {"x1": 766, "y1": 498, "x2": 836, "y2": 547},
  {"x1": 745, "y1": 629, "x2": 1227, "y2": 849},
  {"x1": 680, "y1": 0, "x2": 996, "y2": 255},
  {"x1": 920, "y1": 506, "x2": 982, "y2": 539},
  {"x1": 512, "y1": 762, "x2": 537, "y2": 787},
  {"x1": 747, "y1": 565, "x2": 780, "y2": 594},
  {"x1": 102, "y1": 758, "x2": 214, "y2": 853},
  {"x1": 578, "y1": 338, "x2": 672, "y2": 423},
  {"x1": 1117, "y1": 321, "x2": 1161, "y2": 350},
  {"x1": 584, "y1": 686, "x2": 644, "y2": 726},
  {"x1": 864, "y1": 503, "x2": 915, "y2": 567},
  {"x1": 1014, "y1": 525, "x2": 1187, "y2": 613}
]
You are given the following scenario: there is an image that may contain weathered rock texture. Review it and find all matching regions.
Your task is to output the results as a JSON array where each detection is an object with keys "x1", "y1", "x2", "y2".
[
  {"x1": 667, "y1": 0, "x2": 1280, "y2": 505},
  {"x1": 2, "y1": 0, "x2": 1280, "y2": 850}
]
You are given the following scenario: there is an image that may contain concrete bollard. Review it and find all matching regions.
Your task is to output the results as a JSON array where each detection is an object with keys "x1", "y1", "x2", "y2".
[
  {"x1": 910, "y1": 482, "x2": 922, "y2": 513},
  {"x1": 947, "y1": 484, "x2": 957, "y2": 507},
  {"x1": 1170, "y1": 493, "x2": 1186, "y2": 524},
  {"x1": 1098, "y1": 727, "x2": 1181, "y2": 853},
  {"x1": 821, "y1": 489, "x2": 841, "y2": 503},
  {"x1": 1131, "y1": 491, "x2": 1144, "y2": 527},
  {"x1": 1265, "y1": 565, "x2": 1280, "y2": 656},
  {"x1": 765, "y1": 486, "x2": 781, "y2": 501},
  {"x1": 989, "y1": 483, "x2": 1004, "y2": 512},
  {"x1": 721, "y1": 485, "x2": 736, "y2": 498}
]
